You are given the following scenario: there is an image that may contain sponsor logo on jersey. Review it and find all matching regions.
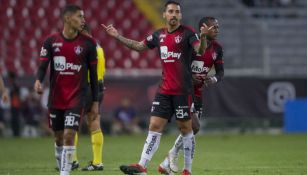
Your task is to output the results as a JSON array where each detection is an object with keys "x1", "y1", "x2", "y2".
[
  {"x1": 175, "y1": 35, "x2": 182, "y2": 43},
  {"x1": 160, "y1": 46, "x2": 182, "y2": 60},
  {"x1": 54, "y1": 56, "x2": 82, "y2": 72},
  {"x1": 191, "y1": 60, "x2": 210, "y2": 73},
  {"x1": 40, "y1": 47, "x2": 47, "y2": 56},
  {"x1": 74, "y1": 46, "x2": 83, "y2": 55}
]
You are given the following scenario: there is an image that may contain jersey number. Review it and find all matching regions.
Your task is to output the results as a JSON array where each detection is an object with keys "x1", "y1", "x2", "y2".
[{"x1": 65, "y1": 116, "x2": 75, "y2": 126}]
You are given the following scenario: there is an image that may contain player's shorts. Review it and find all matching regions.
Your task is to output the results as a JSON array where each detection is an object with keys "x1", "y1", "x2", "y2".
[
  {"x1": 85, "y1": 81, "x2": 104, "y2": 112},
  {"x1": 49, "y1": 107, "x2": 83, "y2": 131},
  {"x1": 193, "y1": 96, "x2": 203, "y2": 119},
  {"x1": 151, "y1": 93, "x2": 193, "y2": 121}
]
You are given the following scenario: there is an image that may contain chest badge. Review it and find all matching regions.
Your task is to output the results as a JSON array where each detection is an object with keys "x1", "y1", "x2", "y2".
[
  {"x1": 175, "y1": 35, "x2": 182, "y2": 43},
  {"x1": 74, "y1": 46, "x2": 83, "y2": 55}
]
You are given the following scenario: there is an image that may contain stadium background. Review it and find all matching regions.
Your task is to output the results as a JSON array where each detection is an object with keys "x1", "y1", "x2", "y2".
[{"x1": 0, "y1": 0, "x2": 307, "y2": 136}]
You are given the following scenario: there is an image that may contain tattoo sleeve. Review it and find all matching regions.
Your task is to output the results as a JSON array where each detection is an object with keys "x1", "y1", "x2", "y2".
[{"x1": 116, "y1": 35, "x2": 148, "y2": 51}]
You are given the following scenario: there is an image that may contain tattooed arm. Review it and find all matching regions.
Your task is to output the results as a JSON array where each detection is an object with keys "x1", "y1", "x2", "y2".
[
  {"x1": 116, "y1": 35, "x2": 148, "y2": 51},
  {"x1": 101, "y1": 24, "x2": 148, "y2": 52}
]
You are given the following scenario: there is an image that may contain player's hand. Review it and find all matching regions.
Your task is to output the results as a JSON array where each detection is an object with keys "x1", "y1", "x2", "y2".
[
  {"x1": 203, "y1": 76, "x2": 217, "y2": 87},
  {"x1": 192, "y1": 74, "x2": 206, "y2": 85},
  {"x1": 1, "y1": 89, "x2": 9, "y2": 103},
  {"x1": 34, "y1": 80, "x2": 43, "y2": 94},
  {"x1": 101, "y1": 24, "x2": 119, "y2": 38},
  {"x1": 200, "y1": 23, "x2": 214, "y2": 39}
]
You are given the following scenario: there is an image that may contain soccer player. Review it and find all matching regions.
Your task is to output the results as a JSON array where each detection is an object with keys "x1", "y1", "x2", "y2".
[
  {"x1": 158, "y1": 16, "x2": 224, "y2": 174},
  {"x1": 34, "y1": 5, "x2": 99, "y2": 175},
  {"x1": 72, "y1": 24, "x2": 105, "y2": 171},
  {"x1": 101, "y1": 1, "x2": 212, "y2": 175},
  {"x1": 0, "y1": 75, "x2": 9, "y2": 103}
]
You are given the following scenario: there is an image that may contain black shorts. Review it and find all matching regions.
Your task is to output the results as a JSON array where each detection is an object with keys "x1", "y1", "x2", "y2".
[
  {"x1": 193, "y1": 96, "x2": 203, "y2": 119},
  {"x1": 49, "y1": 108, "x2": 83, "y2": 131},
  {"x1": 85, "y1": 81, "x2": 104, "y2": 112},
  {"x1": 151, "y1": 93, "x2": 193, "y2": 121}
]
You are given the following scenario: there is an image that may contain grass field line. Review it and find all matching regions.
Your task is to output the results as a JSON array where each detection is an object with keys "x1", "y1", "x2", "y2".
[{"x1": 205, "y1": 166, "x2": 307, "y2": 170}]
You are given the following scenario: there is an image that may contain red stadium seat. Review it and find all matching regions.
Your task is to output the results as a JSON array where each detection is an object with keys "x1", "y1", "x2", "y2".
[{"x1": 1, "y1": 0, "x2": 158, "y2": 75}]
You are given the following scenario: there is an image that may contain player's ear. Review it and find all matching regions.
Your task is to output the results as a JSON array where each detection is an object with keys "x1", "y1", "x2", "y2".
[{"x1": 63, "y1": 14, "x2": 70, "y2": 23}]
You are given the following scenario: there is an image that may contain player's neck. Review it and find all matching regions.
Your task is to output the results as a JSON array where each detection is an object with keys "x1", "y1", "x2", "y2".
[
  {"x1": 62, "y1": 27, "x2": 79, "y2": 40},
  {"x1": 167, "y1": 24, "x2": 180, "y2": 33}
]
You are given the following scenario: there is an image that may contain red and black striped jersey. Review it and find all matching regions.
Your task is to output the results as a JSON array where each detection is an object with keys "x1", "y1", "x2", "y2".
[
  {"x1": 144, "y1": 25, "x2": 200, "y2": 95},
  {"x1": 36, "y1": 32, "x2": 98, "y2": 109},
  {"x1": 191, "y1": 40, "x2": 224, "y2": 97}
]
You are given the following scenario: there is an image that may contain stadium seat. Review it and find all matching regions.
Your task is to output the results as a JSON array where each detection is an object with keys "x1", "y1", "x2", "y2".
[{"x1": 1, "y1": 0, "x2": 158, "y2": 75}]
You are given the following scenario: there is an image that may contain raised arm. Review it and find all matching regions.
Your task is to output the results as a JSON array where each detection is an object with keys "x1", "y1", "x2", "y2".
[
  {"x1": 101, "y1": 24, "x2": 148, "y2": 52},
  {"x1": 193, "y1": 24, "x2": 214, "y2": 55}
]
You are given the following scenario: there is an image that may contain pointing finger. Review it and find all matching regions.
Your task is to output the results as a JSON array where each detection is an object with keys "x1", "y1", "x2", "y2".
[
  {"x1": 208, "y1": 26, "x2": 214, "y2": 30},
  {"x1": 100, "y1": 24, "x2": 107, "y2": 29}
]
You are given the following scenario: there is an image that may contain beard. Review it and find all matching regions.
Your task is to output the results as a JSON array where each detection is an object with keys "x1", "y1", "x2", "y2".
[{"x1": 168, "y1": 18, "x2": 178, "y2": 26}]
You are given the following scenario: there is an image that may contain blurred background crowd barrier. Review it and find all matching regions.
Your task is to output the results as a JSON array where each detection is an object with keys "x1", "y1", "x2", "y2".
[{"x1": 0, "y1": 0, "x2": 306, "y2": 137}]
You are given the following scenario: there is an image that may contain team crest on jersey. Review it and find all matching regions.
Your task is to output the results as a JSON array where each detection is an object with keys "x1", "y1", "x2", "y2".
[
  {"x1": 175, "y1": 35, "x2": 182, "y2": 43},
  {"x1": 74, "y1": 46, "x2": 83, "y2": 55}
]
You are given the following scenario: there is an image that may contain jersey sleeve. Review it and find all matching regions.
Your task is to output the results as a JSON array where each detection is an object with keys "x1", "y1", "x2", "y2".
[
  {"x1": 144, "y1": 30, "x2": 160, "y2": 49},
  {"x1": 188, "y1": 30, "x2": 200, "y2": 47},
  {"x1": 214, "y1": 45, "x2": 224, "y2": 82},
  {"x1": 87, "y1": 40, "x2": 99, "y2": 102},
  {"x1": 214, "y1": 45, "x2": 224, "y2": 65},
  {"x1": 36, "y1": 36, "x2": 53, "y2": 82}
]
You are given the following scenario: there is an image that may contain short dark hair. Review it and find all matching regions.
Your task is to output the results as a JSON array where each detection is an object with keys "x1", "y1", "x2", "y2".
[
  {"x1": 199, "y1": 16, "x2": 216, "y2": 30},
  {"x1": 61, "y1": 4, "x2": 82, "y2": 20},
  {"x1": 164, "y1": 0, "x2": 181, "y2": 11}
]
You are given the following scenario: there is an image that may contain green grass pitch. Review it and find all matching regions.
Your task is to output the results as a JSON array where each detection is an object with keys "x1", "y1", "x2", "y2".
[{"x1": 0, "y1": 134, "x2": 306, "y2": 175}]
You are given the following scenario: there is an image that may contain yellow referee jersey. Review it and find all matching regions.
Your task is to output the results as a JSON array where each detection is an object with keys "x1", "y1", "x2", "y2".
[{"x1": 88, "y1": 43, "x2": 106, "y2": 82}]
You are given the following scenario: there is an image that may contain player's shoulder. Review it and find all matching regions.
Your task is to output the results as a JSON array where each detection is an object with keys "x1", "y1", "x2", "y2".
[
  {"x1": 79, "y1": 33, "x2": 97, "y2": 45},
  {"x1": 211, "y1": 40, "x2": 223, "y2": 49},
  {"x1": 181, "y1": 25, "x2": 197, "y2": 33},
  {"x1": 44, "y1": 32, "x2": 60, "y2": 42},
  {"x1": 152, "y1": 28, "x2": 165, "y2": 35},
  {"x1": 40, "y1": 33, "x2": 61, "y2": 47}
]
